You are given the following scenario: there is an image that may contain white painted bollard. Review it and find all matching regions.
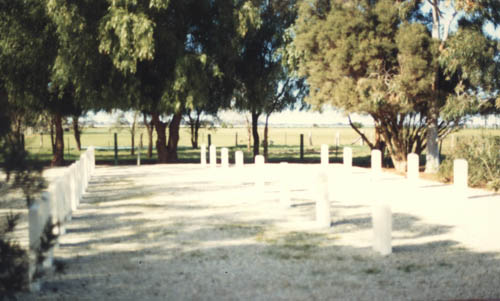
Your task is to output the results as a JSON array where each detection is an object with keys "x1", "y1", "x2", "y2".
[
  {"x1": 343, "y1": 147, "x2": 352, "y2": 170},
  {"x1": 321, "y1": 144, "x2": 329, "y2": 166},
  {"x1": 221, "y1": 148, "x2": 229, "y2": 168},
  {"x1": 200, "y1": 144, "x2": 207, "y2": 166},
  {"x1": 335, "y1": 132, "x2": 340, "y2": 146},
  {"x1": 372, "y1": 204, "x2": 392, "y2": 256},
  {"x1": 235, "y1": 151, "x2": 244, "y2": 167},
  {"x1": 255, "y1": 155, "x2": 265, "y2": 194},
  {"x1": 279, "y1": 162, "x2": 291, "y2": 207},
  {"x1": 315, "y1": 171, "x2": 331, "y2": 228},
  {"x1": 454, "y1": 159, "x2": 468, "y2": 198},
  {"x1": 371, "y1": 149, "x2": 382, "y2": 177},
  {"x1": 137, "y1": 150, "x2": 141, "y2": 166},
  {"x1": 407, "y1": 153, "x2": 419, "y2": 183},
  {"x1": 209, "y1": 145, "x2": 217, "y2": 167}
]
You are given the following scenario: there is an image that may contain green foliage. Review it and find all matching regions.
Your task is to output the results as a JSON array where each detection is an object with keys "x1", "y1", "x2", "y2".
[
  {"x1": 439, "y1": 135, "x2": 500, "y2": 191},
  {"x1": 0, "y1": 223, "x2": 29, "y2": 296}
]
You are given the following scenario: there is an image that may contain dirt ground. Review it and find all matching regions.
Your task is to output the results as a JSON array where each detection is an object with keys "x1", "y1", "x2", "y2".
[{"x1": 10, "y1": 163, "x2": 500, "y2": 300}]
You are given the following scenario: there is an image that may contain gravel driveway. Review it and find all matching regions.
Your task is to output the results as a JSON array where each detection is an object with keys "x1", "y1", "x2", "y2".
[{"x1": 15, "y1": 163, "x2": 500, "y2": 300}]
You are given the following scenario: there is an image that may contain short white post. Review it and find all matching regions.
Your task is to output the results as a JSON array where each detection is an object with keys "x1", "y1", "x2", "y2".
[
  {"x1": 372, "y1": 204, "x2": 392, "y2": 256},
  {"x1": 137, "y1": 149, "x2": 141, "y2": 166},
  {"x1": 321, "y1": 144, "x2": 329, "y2": 166},
  {"x1": 371, "y1": 149, "x2": 382, "y2": 177},
  {"x1": 454, "y1": 159, "x2": 468, "y2": 198},
  {"x1": 335, "y1": 132, "x2": 340, "y2": 147},
  {"x1": 308, "y1": 131, "x2": 313, "y2": 146},
  {"x1": 209, "y1": 145, "x2": 217, "y2": 167},
  {"x1": 200, "y1": 144, "x2": 207, "y2": 166},
  {"x1": 315, "y1": 171, "x2": 331, "y2": 228},
  {"x1": 235, "y1": 151, "x2": 244, "y2": 167},
  {"x1": 407, "y1": 153, "x2": 419, "y2": 183},
  {"x1": 255, "y1": 155, "x2": 265, "y2": 194},
  {"x1": 279, "y1": 162, "x2": 291, "y2": 207},
  {"x1": 343, "y1": 147, "x2": 352, "y2": 169},
  {"x1": 221, "y1": 147, "x2": 229, "y2": 168}
]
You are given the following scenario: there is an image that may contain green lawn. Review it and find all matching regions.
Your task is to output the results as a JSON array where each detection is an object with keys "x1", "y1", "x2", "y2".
[{"x1": 21, "y1": 126, "x2": 500, "y2": 167}]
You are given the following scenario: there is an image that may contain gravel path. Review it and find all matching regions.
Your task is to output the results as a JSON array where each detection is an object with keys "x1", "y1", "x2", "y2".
[{"x1": 14, "y1": 164, "x2": 500, "y2": 300}]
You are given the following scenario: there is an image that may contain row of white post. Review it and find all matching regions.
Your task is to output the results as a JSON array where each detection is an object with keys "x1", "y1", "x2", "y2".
[
  {"x1": 28, "y1": 147, "x2": 96, "y2": 291},
  {"x1": 199, "y1": 145, "x2": 469, "y2": 257}
]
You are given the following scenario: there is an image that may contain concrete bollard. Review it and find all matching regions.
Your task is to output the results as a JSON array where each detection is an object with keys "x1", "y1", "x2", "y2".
[
  {"x1": 315, "y1": 171, "x2": 331, "y2": 228},
  {"x1": 279, "y1": 162, "x2": 291, "y2": 207},
  {"x1": 371, "y1": 149, "x2": 382, "y2": 178},
  {"x1": 454, "y1": 159, "x2": 468, "y2": 198},
  {"x1": 343, "y1": 147, "x2": 352, "y2": 170},
  {"x1": 137, "y1": 150, "x2": 141, "y2": 166},
  {"x1": 407, "y1": 153, "x2": 419, "y2": 183},
  {"x1": 221, "y1": 147, "x2": 229, "y2": 168},
  {"x1": 200, "y1": 144, "x2": 207, "y2": 166},
  {"x1": 255, "y1": 155, "x2": 265, "y2": 194},
  {"x1": 209, "y1": 145, "x2": 217, "y2": 167},
  {"x1": 235, "y1": 151, "x2": 244, "y2": 167},
  {"x1": 321, "y1": 144, "x2": 329, "y2": 166},
  {"x1": 372, "y1": 204, "x2": 392, "y2": 256}
]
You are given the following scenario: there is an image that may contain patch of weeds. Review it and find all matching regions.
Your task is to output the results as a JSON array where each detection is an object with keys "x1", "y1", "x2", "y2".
[
  {"x1": 397, "y1": 263, "x2": 421, "y2": 273},
  {"x1": 363, "y1": 268, "x2": 381, "y2": 275},
  {"x1": 260, "y1": 231, "x2": 327, "y2": 261},
  {"x1": 188, "y1": 250, "x2": 204, "y2": 258},
  {"x1": 216, "y1": 223, "x2": 264, "y2": 235},
  {"x1": 54, "y1": 260, "x2": 67, "y2": 274},
  {"x1": 334, "y1": 256, "x2": 345, "y2": 261},
  {"x1": 352, "y1": 255, "x2": 365, "y2": 262},
  {"x1": 5, "y1": 212, "x2": 20, "y2": 232},
  {"x1": 311, "y1": 269, "x2": 327, "y2": 276},
  {"x1": 437, "y1": 261, "x2": 453, "y2": 268}
]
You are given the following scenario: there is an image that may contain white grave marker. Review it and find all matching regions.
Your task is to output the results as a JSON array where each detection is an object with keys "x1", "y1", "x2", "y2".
[
  {"x1": 255, "y1": 155, "x2": 265, "y2": 193},
  {"x1": 321, "y1": 144, "x2": 329, "y2": 166},
  {"x1": 371, "y1": 149, "x2": 382, "y2": 177},
  {"x1": 235, "y1": 151, "x2": 244, "y2": 167},
  {"x1": 343, "y1": 147, "x2": 352, "y2": 169},
  {"x1": 209, "y1": 145, "x2": 217, "y2": 167},
  {"x1": 407, "y1": 153, "x2": 419, "y2": 183},
  {"x1": 221, "y1": 148, "x2": 229, "y2": 168},
  {"x1": 315, "y1": 171, "x2": 331, "y2": 228},
  {"x1": 372, "y1": 204, "x2": 392, "y2": 256},
  {"x1": 200, "y1": 144, "x2": 207, "y2": 166}
]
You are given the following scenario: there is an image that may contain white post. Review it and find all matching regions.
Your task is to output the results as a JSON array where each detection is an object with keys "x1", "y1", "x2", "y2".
[
  {"x1": 200, "y1": 144, "x2": 207, "y2": 166},
  {"x1": 209, "y1": 145, "x2": 217, "y2": 167},
  {"x1": 235, "y1": 151, "x2": 244, "y2": 167},
  {"x1": 454, "y1": 159, "x2": 468, "y2": 198},
  {"x1": 308, "y1": 131, "x2": 313, "y2": 146},
  {"x1": 372, "y1": 204, "x2": 392, "y2": 256},
  {"x1": 407, "y1": 153, "x2": 419, "y2": 183},
  {"x1": 255, "y1": 155, "x2": 265, "y2": 194},
  {"x1": 335, "y1": 132, "x2": 340, "y2": 147},
  {"x1": 343, "y1": 147, "x2": 352, "y2": 170},
  {"x1": 221, "y1": 147, "x2": 229, "y2": 168},
  {"x1": 279, "y1": 162, "x2": 291, "y2": 207},
  {"x1": 371, "y1": 149, "x2": 382, "y2": 177},
  {"x1": 137, "y1": 149, "x2": 141, "y2": 166},
  {"x1": 315, "y1": 171, "x2": 331, "y2": 228},
  {"x1": 321, "y1": 144, "x2": 329, "y2": 166}
]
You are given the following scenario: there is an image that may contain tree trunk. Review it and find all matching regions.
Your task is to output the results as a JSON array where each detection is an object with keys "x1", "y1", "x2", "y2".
[
  {"x1": 251, "y1": 110, "x2": 260, "y2": 157},
  {"x1": 263, "y1": 114, "x2": 270, "y2": 161},
  {"x1": 390, "y1": 153, "x2": 407, "y2": 173},
  {"x1": 166, "y1": 112, "x2": 182, "y2": 162},
  {"x1": 50, "y1": 117, "x2": 56, "y2": 155},
  {"x1": 245, "y1": 115, "x2": 251, "y2": 151},
  {"x1": 72, "y1": 115, "x2": 81, "y2": 151},
  {"x1": 152, "y1": 112, "x2": 168, "y2": 163},
  {"x1": 189, "y1": 112, "x2": 200, "y2": 149},
  {"x1": 131, "y1": 128, "x2": 135, "y2": 156},
  {"x1": 426, "y1": 0, "x2": 441, "y2": 173},
  {"x1": 51, "y1": 113, "x2": 64, "y2": 166},
  {"x1": 144, "y1": 113, "x2": 153, "y2": 159}
]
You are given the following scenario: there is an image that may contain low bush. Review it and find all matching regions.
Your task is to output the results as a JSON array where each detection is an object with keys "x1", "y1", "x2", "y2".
[{"x1": 439, "y1": 135, "x2": 500, "y2": 191}]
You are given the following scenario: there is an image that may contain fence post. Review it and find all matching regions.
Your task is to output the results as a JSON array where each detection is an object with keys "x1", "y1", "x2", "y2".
[
  {"x1": 114, "y1": 133, "x2": 118, "y2": 166},
  {"x1": 300, "y1": 134, "x2": 304, "y2": 161}
]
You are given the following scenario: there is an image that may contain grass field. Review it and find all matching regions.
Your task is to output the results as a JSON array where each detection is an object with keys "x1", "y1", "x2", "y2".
[{"x1": 22, "y1": 126, "x2": 500, "y2": 167}]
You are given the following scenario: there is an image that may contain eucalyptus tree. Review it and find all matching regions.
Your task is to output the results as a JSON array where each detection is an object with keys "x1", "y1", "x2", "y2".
[
  {"x1": 233, "y1": 0, "x2": 301, "y2": 157},
  {"x1": 293, "y1": 0, "x2": 500, "y2": 172}
]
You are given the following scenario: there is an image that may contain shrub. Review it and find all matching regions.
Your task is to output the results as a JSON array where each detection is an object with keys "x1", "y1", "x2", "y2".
[{"x1": 439, "y1": 135, "x2": 500, "y2": 191}]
